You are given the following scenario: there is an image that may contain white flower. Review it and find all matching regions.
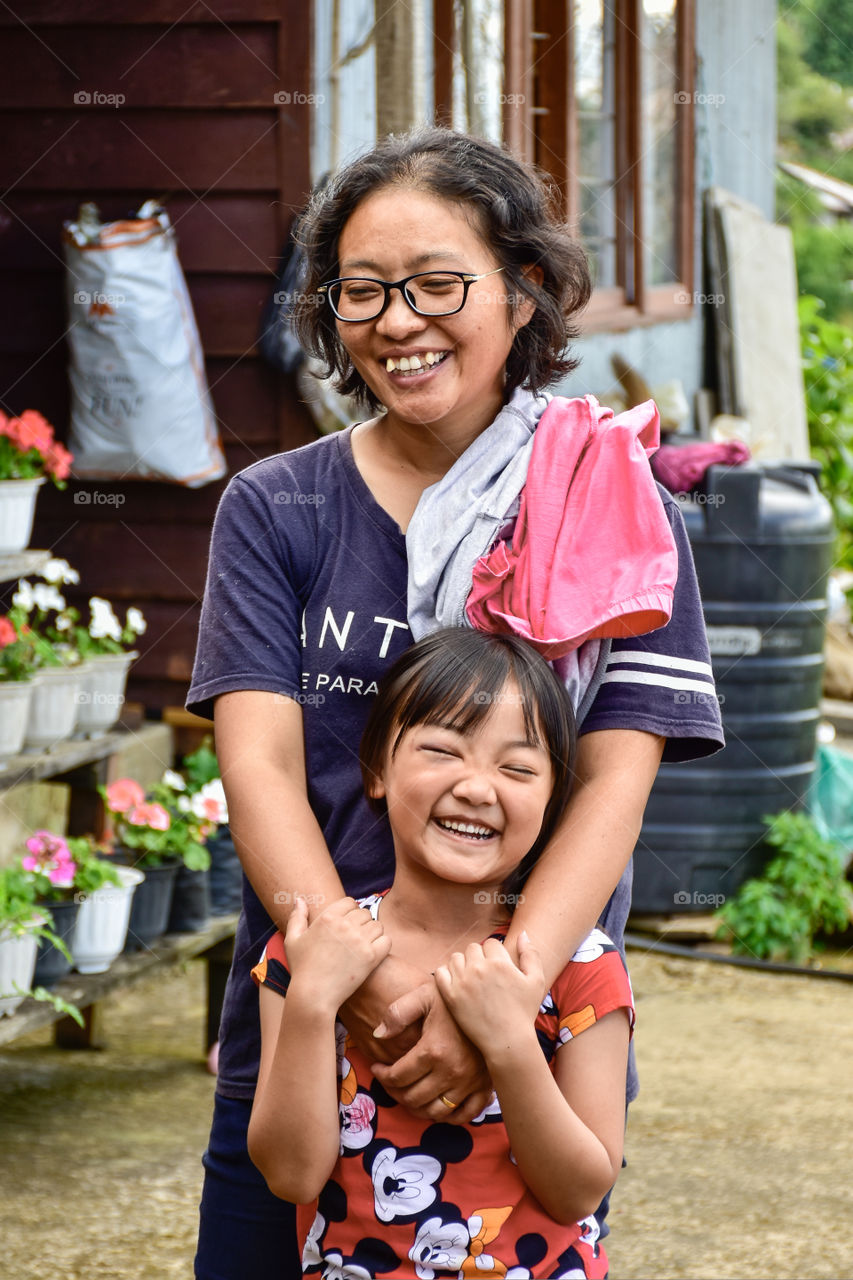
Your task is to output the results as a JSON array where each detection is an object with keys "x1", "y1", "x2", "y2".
[
  {"x1": 55, "y1": 613, "x2": 73, "y2": 632},
  {"x1": 190, "y1": 779, "x2": 228, "y2": 825},
  {"x1": 126, "y1": 606, "x2": 147, "y2": 636},
  {"x1": 12, "y1": 580, "x2": 35, "y2": 611},
  {"x1": 177, "y1": 795, "x2": 192, "y2": 813},
  {"x1": 162, "y1": 769, "x2": 186, "y2": 791},
  {"x1": 33, "y1": 583, "x2": 66, "y2": 612},
  {"x1": 89, "y1": 596, "x2": 122, "y2": 642},
  {"x1": 41, "y1": 558, "x2": 80, "y2": 585}
]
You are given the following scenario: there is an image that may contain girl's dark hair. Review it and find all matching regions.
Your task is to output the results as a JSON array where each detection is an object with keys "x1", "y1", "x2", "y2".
[
  {"x1": 293, "y1": 126, "x2": 591, "y2": 411},
  {"x1": 360, "y1": 628, "x2": 576, "y2": 891}
]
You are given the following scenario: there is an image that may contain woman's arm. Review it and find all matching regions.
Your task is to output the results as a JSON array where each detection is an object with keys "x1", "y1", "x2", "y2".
[
  {"x1": 503, "y1": 727, "x2": 664, "y2": 985},
  {"x1": 376, "y1": 727, "x2": 661, "y2": 1109},
  {"x1": 248, "y1": 897, "x2": 391, "y2": 1202},
  {"x1": 215, "y1": 689, "x2": 435, "y2": 1064},
  {"x1": 436, "y1": 934, "x2": 630, "y2": 1224}
]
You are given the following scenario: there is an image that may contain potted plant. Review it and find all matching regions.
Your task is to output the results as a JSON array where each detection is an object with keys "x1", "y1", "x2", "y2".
[
  {"x1": 181, "y1": 737, "x2": 240, "y2": 916},
  {"x1": 157, "y1": 758, "x2": 227, "y2": 932},
  {"x1": 100, "y1": 778, "x2": 181, "y2": 952},
  {"x1": 10, "y1": 560, "x2": 85, "y2": 751},
  {"x1": 20, "y1": 829, "x2": 81, "y2": 987},
  {"x1": 0, "y1": 610, "x2": 37, "y2": 767},
  {"x1": 72, "y1": 596, "x2": 146, "y2": 738},
  {"x1": 0, "y1": 409, "x2": 73, "y2": 555},
  {"x1": 0, "y1": 864, "x2": 46, "y2": 1016}
]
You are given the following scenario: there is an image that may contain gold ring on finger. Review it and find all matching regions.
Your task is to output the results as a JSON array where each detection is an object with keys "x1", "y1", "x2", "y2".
[{"x1": 439, "y1": 1094, "x2": 458, "y2": 1111}]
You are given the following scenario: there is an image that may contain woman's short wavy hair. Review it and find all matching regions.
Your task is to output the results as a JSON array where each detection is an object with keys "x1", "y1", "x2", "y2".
[{"x1": 292, "y1": 127, "x2": 592, "y2": 411}]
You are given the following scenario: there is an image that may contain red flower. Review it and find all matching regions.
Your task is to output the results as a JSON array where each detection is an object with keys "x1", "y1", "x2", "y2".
[{"x1": 0, "y1": 616, "x2": 17, "y2": 648}]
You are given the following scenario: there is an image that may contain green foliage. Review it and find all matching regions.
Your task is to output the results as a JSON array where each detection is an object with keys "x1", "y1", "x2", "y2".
[
  {"x1": 800, "y1": 294, "x2": 853, "y2": 568},
  {"x1": 182, "y1": 738, "x2": 221, "y2": 792},
  {"x1": 777, "y1": 14, "x2": 852, "y2": 157},
  {"x1": 800, "y1": 0, "x2": 853, "y2": 88},
  {"x1": 715, "y1": 811, "x2": 853, "y2": 962},
  {"x1": 0, "y1": 864, "x2": 39, "y2": 933},
  {"x1": 67, "y1": 838, "x2": 121, "y2": 895},
  {"x1": 793, "y1": 223, "x2": 853, "y2": 324}
]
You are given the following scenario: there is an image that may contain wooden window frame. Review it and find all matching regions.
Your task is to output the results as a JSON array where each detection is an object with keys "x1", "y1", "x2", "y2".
[{"x1": 499, "y1": 0, "x2": 696, "y2": 333}]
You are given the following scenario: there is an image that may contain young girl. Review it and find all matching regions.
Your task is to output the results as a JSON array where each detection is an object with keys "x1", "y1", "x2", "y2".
[{"x1": 248, "y1": 629, "x2": 634, "y2": 1279}]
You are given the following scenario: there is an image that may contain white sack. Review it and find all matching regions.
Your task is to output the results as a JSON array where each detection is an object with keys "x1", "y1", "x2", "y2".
[{"x1": 63, "y1": 200, "x2": 226, "y2": 487}]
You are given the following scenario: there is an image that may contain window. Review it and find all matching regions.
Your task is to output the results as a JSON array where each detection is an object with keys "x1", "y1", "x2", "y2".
[{"x1": 504, "y1": 0, "x2": 696, "y2": 329}]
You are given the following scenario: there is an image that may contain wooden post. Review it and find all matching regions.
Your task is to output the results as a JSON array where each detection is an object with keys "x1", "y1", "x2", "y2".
[{"x1": 375, "y1": 0, "x2": 422, "y2": 136}]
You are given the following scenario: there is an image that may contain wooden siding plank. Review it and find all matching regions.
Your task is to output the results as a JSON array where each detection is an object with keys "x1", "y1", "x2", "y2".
[
  {"x1": 2, "y1": 112, "x2": 279, "y2": 191},
  {"x1": 0, "y1": 25, "x2": 279, "y2": 108},
  {"x1": 0, "y1": 3, "x2": 284, "y2": 24},
  {"x1": 0, "y1": 194, "x2": 281, "y2": 274}
]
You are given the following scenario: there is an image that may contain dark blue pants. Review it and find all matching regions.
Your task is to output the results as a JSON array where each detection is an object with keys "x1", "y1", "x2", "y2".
[{"x1": 194, "y1": 1093, "x2": 301, "y2": 1278}]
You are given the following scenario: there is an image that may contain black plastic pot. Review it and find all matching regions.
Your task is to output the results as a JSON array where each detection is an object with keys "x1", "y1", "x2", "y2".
[
  {"x1": 33, "y1": 898, "x2": 80, "y2": 988},
  {"x1": 111, "y1": 851, "x2": 180, "y2": 952},
  {"x1": 207, "y1": 826, "x2": 243, "y2": 915},
  {"x1": 167, "y1": 864, "x2": 211, "y2": 933}
]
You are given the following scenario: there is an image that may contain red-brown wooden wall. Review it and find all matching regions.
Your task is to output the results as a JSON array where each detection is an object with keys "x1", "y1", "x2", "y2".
[{"x1": 0, "y1": 1, "x2": 317, "y2": 714}]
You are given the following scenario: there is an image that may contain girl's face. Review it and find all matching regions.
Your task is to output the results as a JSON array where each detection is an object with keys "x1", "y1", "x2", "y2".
[
  {"x1": 370, "y1": 680, "x2": 555, "y2": 893},
  {"x1": 334, "y1": 187, "x2": 535, "y2": 443}
]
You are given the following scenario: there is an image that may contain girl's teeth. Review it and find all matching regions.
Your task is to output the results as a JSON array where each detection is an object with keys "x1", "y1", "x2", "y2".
[{"x1": 438, "y1": 819, "x2": 495, "y2": 839}]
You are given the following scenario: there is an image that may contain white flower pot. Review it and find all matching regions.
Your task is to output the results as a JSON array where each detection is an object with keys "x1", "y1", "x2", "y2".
[
  {"x1": 0, "y1": 927, "x2": 40, "y2": 1016},
  {"x1": 0, "y1": 476, "x2": 45, "y2": 555},
  {"x1": 74, "y1": 651, "x2": 136, "y2": 738},
  {"x1": 0, "y1": 679, "x2": 33, "y2": 767},
  {"x1": 71, "y1": 864, "x2": 144, "y2": 974},
  {"x1": 24, "y1": 665, "x2": 83, "y2": 752}
]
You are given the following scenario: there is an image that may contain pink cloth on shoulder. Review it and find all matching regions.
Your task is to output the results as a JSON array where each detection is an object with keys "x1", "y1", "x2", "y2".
[{"x1": 465, "y1": 395, "x2": 678, "y2": 659}]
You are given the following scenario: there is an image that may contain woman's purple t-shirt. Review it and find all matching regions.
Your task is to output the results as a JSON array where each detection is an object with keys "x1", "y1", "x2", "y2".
[{"x1": 187, "y1": 427, "x2": 722, "y2": 1099}]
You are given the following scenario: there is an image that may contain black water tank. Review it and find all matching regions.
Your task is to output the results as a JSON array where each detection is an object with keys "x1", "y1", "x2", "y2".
[{"x1": 632, "y1": 462, "x2": 835, "y2": 914}]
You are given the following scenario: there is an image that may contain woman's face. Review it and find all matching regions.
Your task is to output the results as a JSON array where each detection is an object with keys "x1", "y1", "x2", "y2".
[{"x1": 334, "y1": 187, "x2": 534, "y2": 444}]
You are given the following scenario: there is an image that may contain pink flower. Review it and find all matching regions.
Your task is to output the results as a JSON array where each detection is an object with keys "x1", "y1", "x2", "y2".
[
  {"x1": 126, "y1": 802, "x2": 171, "y2": 831},
  {"x1": 8, "y1": 410, "x2": 54, "y2": 456},
  {"x1": 45, "y1": 440, "x2": 73, "y2": 480},
  {"x1": 106, "y1": 778, "x2": 145, "y2": 813},
  {"x1": 0, "y1": 616, "x2": 17, "y2": 648},
  {"x1": 23, "y1": 830, "x2": 77, "y2": 887}
]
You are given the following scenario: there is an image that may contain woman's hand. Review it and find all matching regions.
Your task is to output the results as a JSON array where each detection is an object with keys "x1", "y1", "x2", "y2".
[
  {"x1": 285, "y1": 896, "x2": 391, "y2": 1016},
  {"x1": 370, "y1": 980, "x2": 494, "y2": 1124},
  {"x1": 434, "y1": 931, "x2": 544, "y2": 1056}
]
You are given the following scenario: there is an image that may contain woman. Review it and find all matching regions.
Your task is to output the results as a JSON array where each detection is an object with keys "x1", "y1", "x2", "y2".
[{"x1": 187, "y1": 125, "x2": 723, "y2": 1277}]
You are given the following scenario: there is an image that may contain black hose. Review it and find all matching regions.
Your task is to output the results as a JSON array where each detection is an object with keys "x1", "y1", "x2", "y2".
[{"x1": 624, "y1": 931, "x2": 853, "y2": 982}]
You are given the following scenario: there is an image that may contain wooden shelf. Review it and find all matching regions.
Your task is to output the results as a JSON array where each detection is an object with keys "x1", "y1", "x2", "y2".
[
  {"x1": 0, "y1": 913, "x2": 239, "y2": 1048},
  {"x1": 0, "y1": 549, "x2": 49, "y2": 584},
  {"x1": 0, "y1": 726, "x2": 133, "y2": 792}
]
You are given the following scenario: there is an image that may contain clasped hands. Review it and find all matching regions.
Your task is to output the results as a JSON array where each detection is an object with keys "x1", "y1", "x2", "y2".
[{"x1": 285, "y1": 896, "x2": 545, "y2": 1124}]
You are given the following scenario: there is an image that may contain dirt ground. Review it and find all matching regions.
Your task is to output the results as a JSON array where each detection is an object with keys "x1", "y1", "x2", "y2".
[{"x1": 1, "y1": 947, "x2": 852, "y2": 1280}]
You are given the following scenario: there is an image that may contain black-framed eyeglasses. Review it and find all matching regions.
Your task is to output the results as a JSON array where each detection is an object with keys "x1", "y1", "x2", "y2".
[{"x1": 317, "y1": 268, "x2": 504, "y2": 322}]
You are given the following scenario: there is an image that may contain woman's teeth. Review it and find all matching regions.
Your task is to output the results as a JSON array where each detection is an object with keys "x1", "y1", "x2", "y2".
[
  {"x1": 436, "y1": 818, "x2": 496, "y2": 840},
  {"x1": 384, "y1": 351, "x2": 449, "y2": 375}
]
